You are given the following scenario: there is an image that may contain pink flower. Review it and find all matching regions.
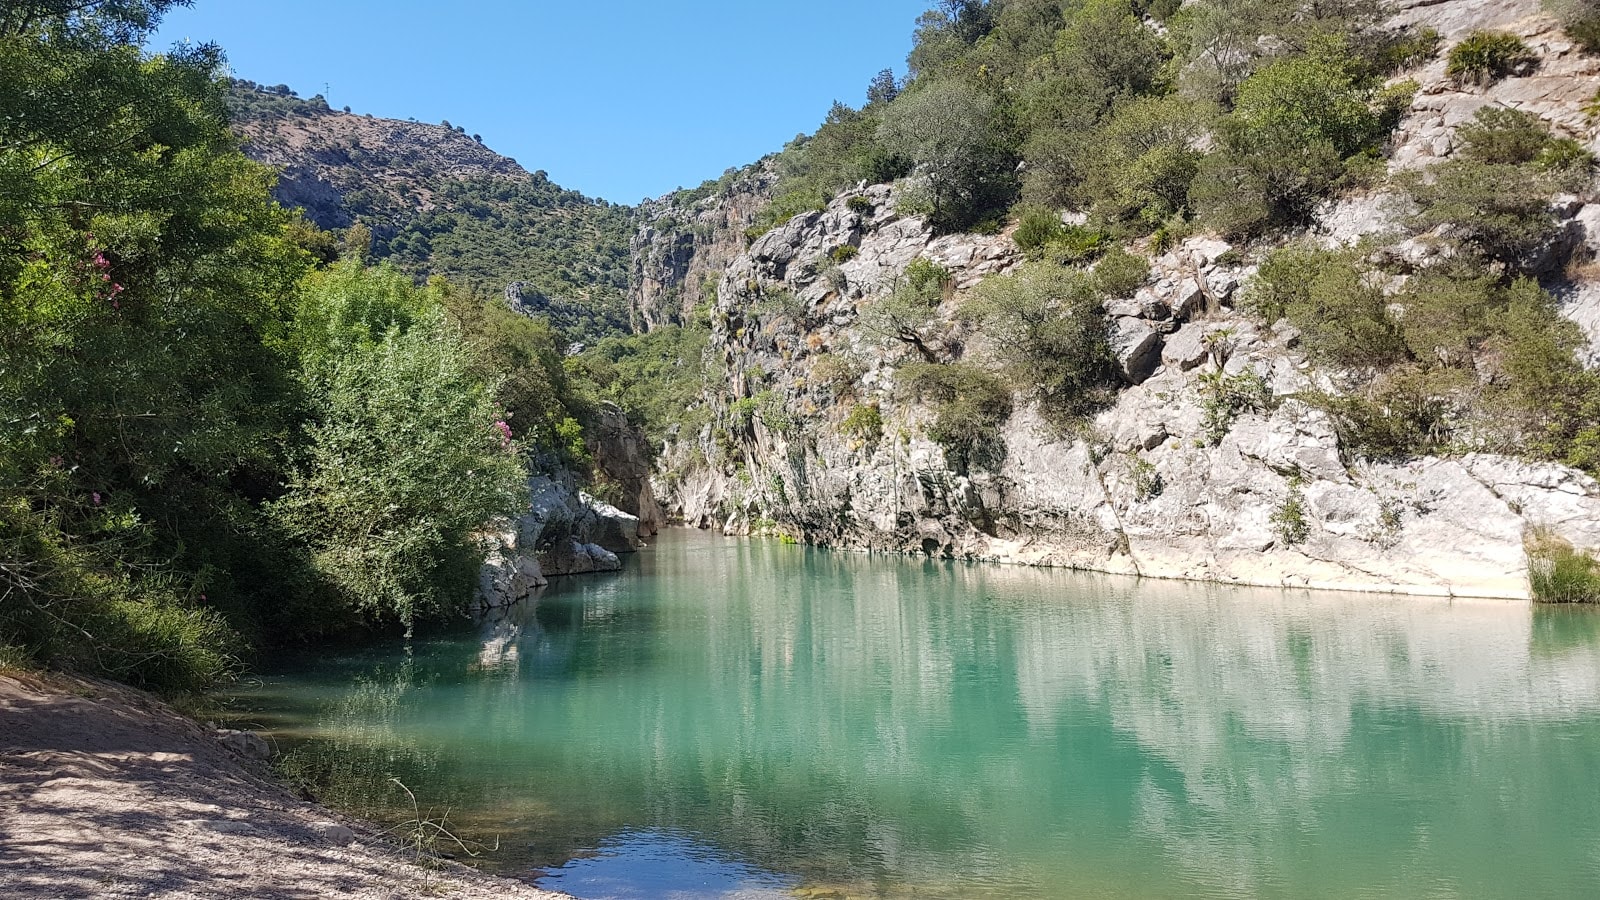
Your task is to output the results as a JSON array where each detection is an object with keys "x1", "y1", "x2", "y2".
[
  {"x1": 493, "y1": 420, "x2": 513, "y2": 448},
  {"x1": 91, "y1": 492, "x2": 102, "y2": 506},
  {"x1": 49, "y1": 456, "x2": 63, "y2": 468},
  {"x1": 101, "y1": 273, "x2": 111, "y2": 282}
]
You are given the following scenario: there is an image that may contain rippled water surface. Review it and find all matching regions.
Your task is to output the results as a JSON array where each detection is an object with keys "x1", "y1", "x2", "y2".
[{"x1": 237, "y1": 530, "x2": 1600, "y2": 898}]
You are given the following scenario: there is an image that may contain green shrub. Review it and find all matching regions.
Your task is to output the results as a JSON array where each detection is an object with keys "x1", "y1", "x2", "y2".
[
  {"x1": 830, "y1": 244, "x2": 861, "y2": 263},
  {"x1": 1446, "y1": 31, "x2": 1537, "y2": 84},
  {"x1": 1315, "y1": 366, "x2": 1462, "y2": 461},
  {"x1": 1079, "y1": 95, "x2": 1210, "y2": 229},
  {"x1": 277, "y1": 264, "x2": 526, "y2": 634},
  {"x1": 967, "y1": 262, "x2": 1120, "y2": 426},
  {"x1": 1198, "y1": 369, "x2": 1271, "y2": 446},
  {"x1": 1547, "y1": 0, "x2": 1600, "y2": 52},
  {"x1": 1013, "y1": 205, "x2": 1068, "y2": 254},
  {"x1": 1527, "y1": 530, "x2": 1600, "y2": 603},
  {"x1": 841, "y1": 404, "x2": 885, "y2": 443},
  {"x1": 1191, "y1": 45, "x2": 1395, "y2": 235},
  {"x1": 1403, "y1": 159, "x2": 1563, "y2": 273},
  {"x1": 1272, "y1": 477, "x2": 1312, "y2": 546},
  {"x1": 1247, "y1": 244, "x2": 1407, "y2": 369},
  {"x1": 860, "y1": 259, "x2": 951, "y2": 361},
  {"x1": 898, "y1": 362, "x2": 1015, "y2": 470},
  {"x1": 1458, "y1": 106, "x2": 1559, "y2": 165},
  {"x1": 847, "y1": 195, "x2": 875, "y2": 213},
  {"x1": 1093, "y1": 248, "x2": 1151, "y2": 299},
  {"x1": 1129, "y1": 455, "x2": 1164, "y2": 500}
]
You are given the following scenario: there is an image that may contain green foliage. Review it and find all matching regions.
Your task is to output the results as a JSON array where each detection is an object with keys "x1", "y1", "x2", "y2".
[
  {"x1": 1191, "y1": 43, "x2": 1399, "y2": 235},
  {"x1": 860, "y1": 259, "x2": 950, "y2": 361},
  {"x1": 276, "y1": 262, "x2": 526, "y2": 634},
  {"x1": 0, "y1": 5, "x2": 328, "y2": 689},
  {"x1": 1198, "y1": 369, "x2": 1271, "y2": 445},
  {"x1": 1093, "y1": 248, "x2": 1151, "y2": 298},
  {"x1": 1249, "y1": 239, "x2": 1600, "y2": 472},
  {"x1": 841, "y1": 404, "x2": 885, "y2": 443},
  {"x1": 1080, "y1": 95, "x2": 1211, "y2": 229},
  {"x1": 879, "y1": 79, "x2": 1015, "y2": 233},
  {"x1": 1247, "y1": 244, "x2": 1407, "y2": 368},
  {"x1": 830, "y1": 244, "x2": 861, "y2": 263},
  {"x1": 1271, "y1": 476, "x2": 1311, "y2": 546},
  {"x1": 1446, "y1": 31, "x2": 1537, "y2": 84},
  {"x1": 1128, "y1": 454, "x2": 1164, "y2": 500},
  {"x1": 570, "y1": 324, "x2": 711, "y2": 446},
  {"x1": 443, "y1": 288, "x2": 588, "y2": 466},
  {"x1": 846, "y1": 195, "x2": 875, "y2": 213},
  {"x1": 1527, "y1": 530, "x2": 1600, "y2": 603},
  {"x1": 1013, "y1": 205, "x2": 1068, "y2": 254},
  {"x1": 1402, "y1": 159, "x2": 1565, "y2": 273},
  {"x1": 966, "y1": 262, "x2": 1120, "y2": 425},
  {"x1": 1546, "y1": 0, "x2": 1600, "y2": 52},
  {"x1": 1, "y1": 9, "x2": 561, "y2": 688},
  {"x1": 1458, "y1": 106, "x2": 1560, "y2": 165},
  {"x1": 898, "y1": 362, "x2": 1014, "y2": 470}
]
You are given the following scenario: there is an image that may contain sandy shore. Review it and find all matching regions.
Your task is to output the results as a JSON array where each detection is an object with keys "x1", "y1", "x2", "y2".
[{"x1": 0, "y1": 672, "x2": 568, "y2": 899}]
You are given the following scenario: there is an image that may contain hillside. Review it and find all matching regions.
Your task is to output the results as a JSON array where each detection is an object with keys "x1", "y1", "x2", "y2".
[
  {"x1": 614, "y1": 0, "x2": 1600, "y2": 600},
  {"x1": 230, "y1": 82, "x2": 633, "y2": 340}
]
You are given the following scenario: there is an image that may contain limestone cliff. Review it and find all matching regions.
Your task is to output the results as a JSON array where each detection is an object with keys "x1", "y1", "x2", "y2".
[
  {"x1": 644, "y1": 0, "x2": 1600, "y2": 600},
  {"x1": 629, "y1": 163, "x2": 776, "y2": 330}
]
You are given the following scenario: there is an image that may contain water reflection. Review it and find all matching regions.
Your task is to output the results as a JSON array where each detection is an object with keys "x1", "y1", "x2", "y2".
[{"x1": 245, "y1": 533, "x2": 1600, "y2": 899}]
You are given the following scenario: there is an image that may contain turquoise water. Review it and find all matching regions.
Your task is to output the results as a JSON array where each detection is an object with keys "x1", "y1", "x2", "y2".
[{"x1": 238, "y1": 530, "x2": 1600, "y2": 898}]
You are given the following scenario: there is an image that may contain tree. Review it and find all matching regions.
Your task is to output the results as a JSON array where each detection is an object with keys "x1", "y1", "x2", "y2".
[
  {"x1": 1190, "y1": 43, "x2": 1396, "y2": 235},
  {"x1": 878, "y1": 79, "x2": 1013, "y2": 231},
  {"x1": 867, "y1": 68, "x2": 899, "y2": 106},
  {"x1": 275, "y1": 262, "x2": 525, "y2": 633},
  {"x1": 965, "y1": 261, "x2": 1120, "y2": 424}
]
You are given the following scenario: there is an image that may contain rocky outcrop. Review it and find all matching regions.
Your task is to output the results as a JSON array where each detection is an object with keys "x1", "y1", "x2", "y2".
[
  {"x1": 590, "y1": 402, "x2": 666, "y2": 537},
  {"x1": 661, "y1": 202, "x2": 1600, "y2": 596},
  {"x1": 1389, "y1": 0, "x2": 1600, "y2": 171},
  {"x1": 642, "y1": 0, "x2": 1600, "y2": 600},
  {"x1": 476, "y1": 474, "x2": 642, "y2": 608},
  {"x1": 629, "y1": 164, "x2": 776, "y2": 330}
]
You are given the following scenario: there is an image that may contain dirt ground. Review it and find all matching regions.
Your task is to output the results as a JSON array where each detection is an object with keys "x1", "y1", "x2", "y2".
[{"x1": 0, "y1": 672, "x2": 567, "y2": 899}]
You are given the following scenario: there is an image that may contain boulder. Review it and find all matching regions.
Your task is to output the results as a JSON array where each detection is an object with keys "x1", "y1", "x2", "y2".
[{"x1": 1109, "y1": 317, "x2": 1163, "y2": 384}]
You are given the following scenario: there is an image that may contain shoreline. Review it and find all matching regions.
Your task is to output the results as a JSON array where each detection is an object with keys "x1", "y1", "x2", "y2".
[{"x1": 0, "y1": 672, "x2": 569, "y2": 900}]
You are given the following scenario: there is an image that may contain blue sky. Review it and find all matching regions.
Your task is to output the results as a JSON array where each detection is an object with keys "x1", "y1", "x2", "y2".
[{"x1": 152, "y1": 1, "x2": 931, "y2": 204}]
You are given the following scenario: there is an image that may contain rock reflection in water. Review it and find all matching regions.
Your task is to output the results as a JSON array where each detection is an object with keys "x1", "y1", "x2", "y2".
[{"x1": 246, "y1": 532, "x2": 1600, "y2": 899}]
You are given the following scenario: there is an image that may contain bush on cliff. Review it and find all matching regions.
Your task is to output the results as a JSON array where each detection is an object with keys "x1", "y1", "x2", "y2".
[{"x1": 966, "y1": 262, "x2": 1120, "y2": 426}]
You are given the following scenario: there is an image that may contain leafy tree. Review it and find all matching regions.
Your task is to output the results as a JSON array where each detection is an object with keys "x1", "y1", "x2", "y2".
[
  {"x1": 1247, "y1": 244, "x2": 1406, "y2": 368},
  {"x1": 879, "y1": 79, "x2": 1014, "y2": 231},
  {"x1": 275, "y1": 262, "x2": 525, "y2": 634},
  {"x1": 859, "y1": 258, "x2": 952, "y2": 361},
  {"x1": 1191, "y1": 43, "x2": 1399, "y2": 235},
  {"x1": 1081, "y1": 95, "x2": 1212, "y2": 228},
  {"x1": 965, "y1": 261, "x2": 1120, "y2": 424},
  {"x1": 1402, "y1": 159, "x2": 1564, "y2": 274},
  {"x1": 897, "y1": 362, "x2": 1014, "y2": 471},
  {"x1": 867, "y1": 68, "x2": 900, "y2": 105},
  {"x1": 0, "y1": 0, "x2": 317, "y2": 687}
]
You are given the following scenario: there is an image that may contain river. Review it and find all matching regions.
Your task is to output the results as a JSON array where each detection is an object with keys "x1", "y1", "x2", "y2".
[{"x1": 233, "y1": 530, "x2": 1600, "y2": 898}]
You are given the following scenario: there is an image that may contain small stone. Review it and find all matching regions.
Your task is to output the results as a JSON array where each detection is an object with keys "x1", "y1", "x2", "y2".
[
  {"x1": 215, "y1": 729, "x2": 271, "y2": 762},
  {"x1": 310, "y1": 821, "x2": 357, "y2": 846}
]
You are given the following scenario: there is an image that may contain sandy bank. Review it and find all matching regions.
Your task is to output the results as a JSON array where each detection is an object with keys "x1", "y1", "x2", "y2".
[{"x1": 0, "y1": 673, "x2": 567, "y2": 900}]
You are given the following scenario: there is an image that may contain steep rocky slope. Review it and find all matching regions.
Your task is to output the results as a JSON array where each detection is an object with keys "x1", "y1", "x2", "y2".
[
  {"x1": 644, "y1": 0, "x2": 1600, "y2": 600},
  {"x1": 629, "y1": 163, "x2": 776, "y2": 329}
]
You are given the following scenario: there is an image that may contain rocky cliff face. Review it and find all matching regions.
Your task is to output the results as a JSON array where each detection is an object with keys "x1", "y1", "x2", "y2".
[
  {"x1": 628, "y1": 164, "x2": 776, "y2": 330},
  {"x1": 646, "y1": 0, "x2": 1600, "y2": 600}
]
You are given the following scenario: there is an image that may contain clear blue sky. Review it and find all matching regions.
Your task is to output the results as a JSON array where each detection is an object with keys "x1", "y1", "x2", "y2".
[{"x1": 152, "y1": 1, "x2": 931, "y2": 204}]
